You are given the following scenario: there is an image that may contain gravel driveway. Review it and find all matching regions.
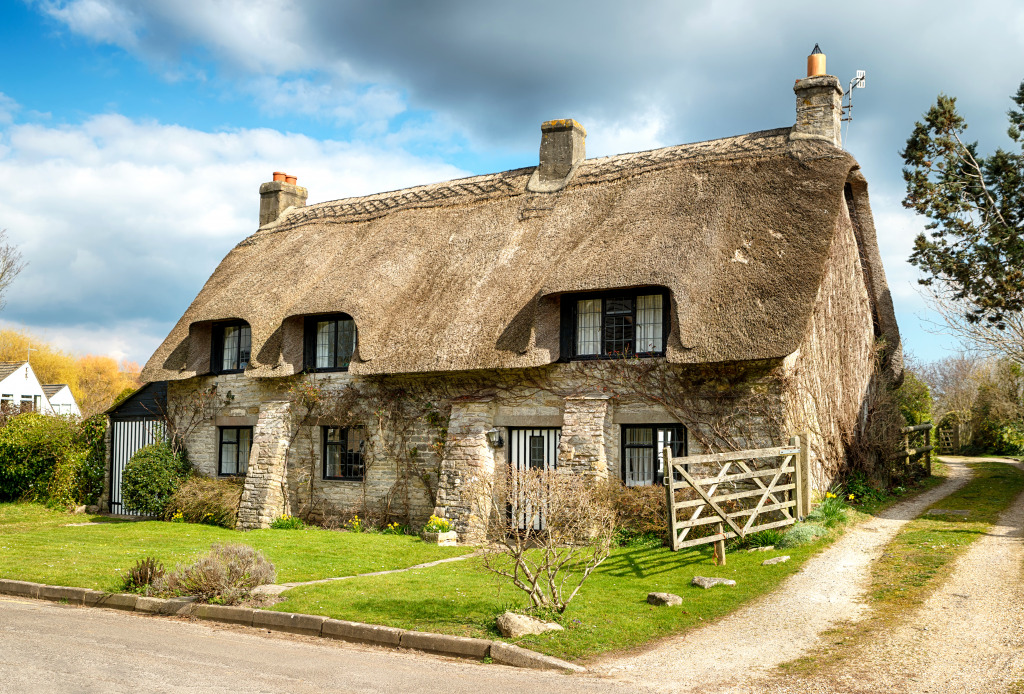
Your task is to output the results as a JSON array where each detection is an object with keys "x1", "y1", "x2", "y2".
[{"x1": 591, "y1": 461, "x2": 977, "y2": 693}]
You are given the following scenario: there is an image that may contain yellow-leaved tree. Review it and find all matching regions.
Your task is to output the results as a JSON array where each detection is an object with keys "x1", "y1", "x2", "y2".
[{"x1": 0, "y1": 329, "x2": 141, "y2": 417}]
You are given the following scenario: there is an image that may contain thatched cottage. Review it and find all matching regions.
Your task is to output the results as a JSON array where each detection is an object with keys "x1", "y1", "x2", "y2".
[{"x1": 133, "y1": 59, "x2": 902, "y2": 537}]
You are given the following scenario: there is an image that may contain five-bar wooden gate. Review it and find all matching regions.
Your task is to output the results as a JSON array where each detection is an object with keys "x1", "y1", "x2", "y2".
[{"x1": 663, "y1": 435, "x2": 810, "y2": 560}]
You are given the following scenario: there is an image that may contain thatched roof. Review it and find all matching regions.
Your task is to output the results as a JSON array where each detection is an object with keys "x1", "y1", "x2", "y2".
[{"x1": 142, "y1": 128, "x2": 900, "y2": 381}]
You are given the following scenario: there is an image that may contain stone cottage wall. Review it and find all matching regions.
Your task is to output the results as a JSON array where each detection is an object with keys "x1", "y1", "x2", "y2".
[
  {"x1": 784, "y1": 192, "x2": 877, "y2": 496},
  {"x1": 167, "y1": 360, "x2": 792, "y2": 538}
]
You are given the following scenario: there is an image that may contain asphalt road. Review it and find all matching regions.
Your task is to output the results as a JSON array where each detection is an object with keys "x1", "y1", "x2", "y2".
[{"x1": 0, "y1": 597, "x2": 645, "y2": 694}]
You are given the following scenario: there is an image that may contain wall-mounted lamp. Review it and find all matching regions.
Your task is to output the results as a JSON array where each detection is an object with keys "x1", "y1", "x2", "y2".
[{"x1": 485, "y1": 428, "x2": 504, "y2": 448}]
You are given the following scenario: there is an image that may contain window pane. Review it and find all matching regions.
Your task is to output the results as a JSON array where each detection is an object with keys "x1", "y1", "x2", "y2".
[
  {"x1": 604, "y1": 297, "x2": 634, "y2": 356},
  {"x1": 222, "y1": 326, "x2": 239, "y2": 371},
  {"x1": 636, "y1": 294, "x2": 663, "y2": 353},
  {"x1": 337, "y1": 320, "x2": 355, "y2": 367},
  {"x1": 325, "y1": 443, "x2": 341, "y2": 478},
  {"x1": 316, "y1": 321, "x2": 334, "y2": 369},
  {"x1": 346, "y1": 427, "x2": 364, "y2": 454},
  {"x1": 238, "y1": 429, "x2": 251, "y2": 474},
  {"x1": 576, "y1": 299, "x2": 601, "y2": 356},
  {"x1": 625, "y1": 447, "x2": 654, "y2": 486},
  {"x1": 238, "y1": 326, "x2": 251, "y2": 370}
]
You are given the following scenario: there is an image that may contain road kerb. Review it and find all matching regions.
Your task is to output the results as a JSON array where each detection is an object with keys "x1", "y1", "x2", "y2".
[{"x1": 0, "y1": 579, "x2": 585, "y2": 672}]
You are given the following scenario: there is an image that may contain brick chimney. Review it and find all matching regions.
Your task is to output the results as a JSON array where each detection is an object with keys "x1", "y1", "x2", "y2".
[
  {"x1": 259, "y1": 172, "x2": 308, "y2": 226},
  {"x1": 791, "y1": 45, "x2": 843, "y2": 148},
  {"x1": 528, "y1": 119, "x2": 586, "y2": 192}
]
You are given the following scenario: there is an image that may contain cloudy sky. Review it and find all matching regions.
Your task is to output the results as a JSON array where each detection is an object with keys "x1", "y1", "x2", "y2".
[{"x1": 1, "y1": 1, "x2": 1022, "y2": 367}]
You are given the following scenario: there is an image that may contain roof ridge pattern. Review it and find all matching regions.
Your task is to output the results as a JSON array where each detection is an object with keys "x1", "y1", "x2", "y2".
[{"x1": 254, "y1": 127, "x2": 792, "y2": 236}]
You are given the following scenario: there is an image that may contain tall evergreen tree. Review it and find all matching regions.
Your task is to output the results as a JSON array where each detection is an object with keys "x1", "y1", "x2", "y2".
[{"x1": 902, "y1": 83, "x2": 1024, "y2": 328}]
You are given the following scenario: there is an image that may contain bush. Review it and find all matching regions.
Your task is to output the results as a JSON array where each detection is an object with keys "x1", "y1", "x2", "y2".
[
  {"x1": 729, "y1": 528, "x2": 784, "y2": 550},
  {"x1": 164, "y1": 476, "x2": 242, "y2": 529},
  {"x1": 122, "y1": 442, "x2": 190, "y2": 516},
  {"x1": 609, "y1": 483, "x2": 668, "y2": 545},
  {"x1": 0, "y1": 413, "x2": 105, "y2": 508},
  {"x1": 121, "y1": 557, "x2": 165, "y2": 594},
  {"x1": 778, "y1": 523, "x2": 827, "y2": 548},
  {"x1": 158, "y1": 543, "x2": 276, "y2": 604},
  {"x1": 270, "y1": 514, "x2": 304, "y2": 530},
  {"x1": 807, "y1": 487, "x2": 848, "y2": 528}
]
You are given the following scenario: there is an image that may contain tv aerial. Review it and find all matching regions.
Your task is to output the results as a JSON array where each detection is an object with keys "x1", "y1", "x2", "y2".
[{"x1": 842, "y1": 70, "x2": 866, "y2": 149}]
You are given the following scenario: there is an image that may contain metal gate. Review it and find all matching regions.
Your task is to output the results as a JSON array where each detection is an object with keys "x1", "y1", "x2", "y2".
[
  {"x1": 507, "y1": 427, "x2": 561, "y2": 530},
  {"x1": 109, "y1": 417, "x2": 164, "y2": 516}
]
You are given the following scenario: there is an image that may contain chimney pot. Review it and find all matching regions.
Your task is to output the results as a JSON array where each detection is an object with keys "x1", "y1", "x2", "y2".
[
  {"x1": 259, "y1": 174, "x2": 308, "y2": 227},
  {"x1": 529, "y1": 119, "x2": 586, "y2": 192},
  {"x1": 807, "y1": 43, "x2": 826, "y2": 77}
]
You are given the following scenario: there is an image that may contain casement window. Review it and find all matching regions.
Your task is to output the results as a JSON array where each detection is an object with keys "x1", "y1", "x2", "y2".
[
  {"x1": 621, "y1": 424, "x2": 686, "y2": 486},
  {"x1": 213, "y1": 321, "x2": 251, "y2": 374},
  {"x1": 218, "y1": 426, "x2": 252, "y2": 476},
  {"x1": 323, "y1": 426, "x2": 365, "y2": 481},
  {"x1": 304, "y1": 314, "x2": 356, "y2": 372},
  {"x1": 562, "y1": 288, "x2": 669, "y2": 360}
]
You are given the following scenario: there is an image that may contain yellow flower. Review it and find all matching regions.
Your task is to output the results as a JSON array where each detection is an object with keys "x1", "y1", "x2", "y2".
[
  {"x1": 848, "y1": 494, "x2": 856, "y2": 500},
  {"x1": 826, "y1": 492, "x2": 836, "y2": 499}
]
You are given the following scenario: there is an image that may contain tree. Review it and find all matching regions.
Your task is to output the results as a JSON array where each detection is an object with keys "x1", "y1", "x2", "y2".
[
  {"x1": 0, "y1": 229, "x2": 25, "y2": 311},
  {"x1": 901, "y1": 84, "x2": 1024, "y2": 327},
  {"x1": 76, "y1": 355, "x2": 141, "y2": 417}
]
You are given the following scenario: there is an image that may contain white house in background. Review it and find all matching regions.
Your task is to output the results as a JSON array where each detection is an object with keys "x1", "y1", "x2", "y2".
[
  {"x1": 0, "y1": 361, "x2": 67, "y2": 416},
  {"x1": 42, "y1": 384, "x2": 80, "y2": 417}
]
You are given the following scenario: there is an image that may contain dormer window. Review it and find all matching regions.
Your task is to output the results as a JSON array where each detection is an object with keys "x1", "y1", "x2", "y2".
[
  {"x1": 304, "y1": 314, "x2": 356, "y2": 372},
  {"x1": 213, "y1": 321, "x2": 251, "y2": 374},
  {"x1": 564, "y1": 288, "x2": 668, "y2": 359}
]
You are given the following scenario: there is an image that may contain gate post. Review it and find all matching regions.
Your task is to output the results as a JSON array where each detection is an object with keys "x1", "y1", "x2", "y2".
[
  {"x1": 790, "y1": 435, "x2": 803, "y2": 520},
  {"x1": 664, "y1": 449, "x2": 678, "y2": 551}
]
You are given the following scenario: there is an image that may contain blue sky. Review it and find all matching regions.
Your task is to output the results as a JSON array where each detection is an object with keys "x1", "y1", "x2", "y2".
[{"x1": 1, "y1": 0, "x2": 1022, "y2": 367}]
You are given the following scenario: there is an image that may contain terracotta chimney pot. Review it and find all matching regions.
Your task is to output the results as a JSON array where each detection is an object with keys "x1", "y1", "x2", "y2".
[
  {"x1": 807, "y1": 44, "x2": 826, "y2": 77},
  {"x1": 273, "y1": 171, "x2": 287, "y2": 182},
  {"x1": 285, "y1": 175, "x2": 297, "y2": 185}
]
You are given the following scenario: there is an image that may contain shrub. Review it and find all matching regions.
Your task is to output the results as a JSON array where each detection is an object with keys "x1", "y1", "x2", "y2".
[
  {"x1": 270, "y1": 514, "x2": 304, "y2": 530},
  {"x1": 729, "y1": 528, "x2": 785, "y2": 550},
  {"x1": 808, "y1": 486, "x2": 848, "y2": 528},
  {"x1": 158, "y1": 543, "x2": 276, "y2": 604},
  {"x1": 421, "y1": 515, "x2": 451, "y2": 533},
  {"x1": 609, "y1": 483, "x2": 668, "y2": 545},
  {"x1": 164, "y1": 476, "x2": 242, "y2": 529},
  {"x1": 122, "y1": 442, "x2": 190, "y2": 516},
  {"x1": 121, "y1": 557, "x2": 165, "y2": 594},
  {"x1": 778, "y1": 523, "x2": 827, "y2": 548},
  {"x1": 0, "y1": 413, "x2": 104, "y2": 508}
]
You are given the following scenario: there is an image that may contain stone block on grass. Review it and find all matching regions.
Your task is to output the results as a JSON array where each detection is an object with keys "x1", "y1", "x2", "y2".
[
  {"x1": 495, "y1": 612, "x2": 563, "y2": 638},
  {"x1": 691, "y1": 576, "x2": 736, "y2": 589},
  {"x1": 762, "y1": 555, "x2": 791, "y2": 566},
  {"x1": 647, "y1": 592, "x2": 682, "y2": 607}
]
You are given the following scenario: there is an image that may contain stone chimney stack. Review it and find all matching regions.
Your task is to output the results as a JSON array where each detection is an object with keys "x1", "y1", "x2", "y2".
[
  {"x1": 791, "y1": 45, "x2": 843, "y2": 148},
  {"x1": 529, "y1": 119, "x2": 586, "y2": 192},
  {"x1": 259, "y1": 171, "x2": 308, "y2": 226}
]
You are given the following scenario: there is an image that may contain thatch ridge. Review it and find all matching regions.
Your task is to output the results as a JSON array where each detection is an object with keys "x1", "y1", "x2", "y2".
[{"x1": 142, "y1": 129, "x2": 880, "y2": 382}]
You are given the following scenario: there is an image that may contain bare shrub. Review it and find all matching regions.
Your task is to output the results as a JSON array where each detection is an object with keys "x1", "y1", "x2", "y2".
[
  {"x1": 164, "y1": 476, "x2": 243, "y2": 529},
  {"x1": 121, "y1": 557, "x2": 165, "y2": 594},
  {"x1": 476, "y1": 468, "x2": 615, "y2": 613},
  {"x1": 158, "y1": 543, "x2": 276, "y2": 604}
]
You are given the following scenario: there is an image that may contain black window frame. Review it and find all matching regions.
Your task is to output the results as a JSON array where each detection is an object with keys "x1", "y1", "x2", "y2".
[
  {"x1": 322, "y1": 425, "x2": 365, "y2": 481},
  {"x1": 304, "y1": 314, "x2": 357, "y2": 373},
  {"x1": 620, "y1": 423, "x2": 687, "y2": 486},
  {"x1": 218, "y1": 426, "x2": 253, "y2": 477},
  {"x1": 560, "y1": 287, "x2": 670, "y2": 361},
  {"x1": 212, "y1": 320, "x2": 252, "y2": 375}
]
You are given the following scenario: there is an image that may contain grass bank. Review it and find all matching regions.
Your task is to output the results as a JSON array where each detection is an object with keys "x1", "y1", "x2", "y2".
[{"x1": 0, "y1": 503, "x2": 469, "y2": 591}]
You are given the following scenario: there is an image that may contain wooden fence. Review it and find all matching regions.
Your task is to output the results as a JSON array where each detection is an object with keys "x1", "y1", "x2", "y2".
[
  {"x1": 663, "y1": 435, "x2": 810, "y2": 563},
  {"x1": 900, "y1": 422, "x2": 934, "y2": 475}
]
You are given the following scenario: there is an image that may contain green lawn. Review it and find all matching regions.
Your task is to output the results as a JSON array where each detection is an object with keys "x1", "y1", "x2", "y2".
[
  {"x1": 271, "y1": 537, "x2": 831, "y2": 662},
  {"x1": 0, "y1": 503, "x2": 469, "y2": 591}
]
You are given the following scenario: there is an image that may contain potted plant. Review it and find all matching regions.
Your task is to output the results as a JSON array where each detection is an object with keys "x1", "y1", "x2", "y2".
[{"x1": 421, "y1": 515, "x2": 458, "y2": 546}]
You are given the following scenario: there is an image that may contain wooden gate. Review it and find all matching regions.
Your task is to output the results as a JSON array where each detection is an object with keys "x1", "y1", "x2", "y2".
[{"x1": 663, "y1": 435, "x2": 810, "y2": 556}]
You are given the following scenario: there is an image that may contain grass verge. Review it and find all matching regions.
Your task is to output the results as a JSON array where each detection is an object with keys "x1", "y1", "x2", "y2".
[
  {"x1": 0, "y1": 502, "x2": 469, "y2": 591},
  {"x1": 780, "y1": 460, "x2": 1024, "y2": 675}
]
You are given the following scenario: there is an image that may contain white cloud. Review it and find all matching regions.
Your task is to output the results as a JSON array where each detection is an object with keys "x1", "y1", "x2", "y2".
[
  {"x1": 40, "y1": 0, "x2": 141, "y2": 48},
  {"x1": 0, "y1": 93, "x2": 19, "y2": 126},
  {"x1": 0, "y1": 113, "x2": 467, "y2": 364}
]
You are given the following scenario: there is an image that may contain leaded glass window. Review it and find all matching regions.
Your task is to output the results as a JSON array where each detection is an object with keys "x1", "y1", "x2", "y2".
[
  {"x1": 323, "y1": 426, "x2": 365, "y2": 480},
  {"x1": 570, "y1": 289, "x2": 668, "y2": 359},
  {"x1": 214, "y1": 322, "x2": 251, "y2": 373},
  {"x1": 622, "y1": 424, "x2": 686, "y2": 486},
  {"x1": 219, "y1": 427, "x2": 252, "y2": 476},
  {"x1": 305, "y1": 314, "x2": 356, "y2": 372}
]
